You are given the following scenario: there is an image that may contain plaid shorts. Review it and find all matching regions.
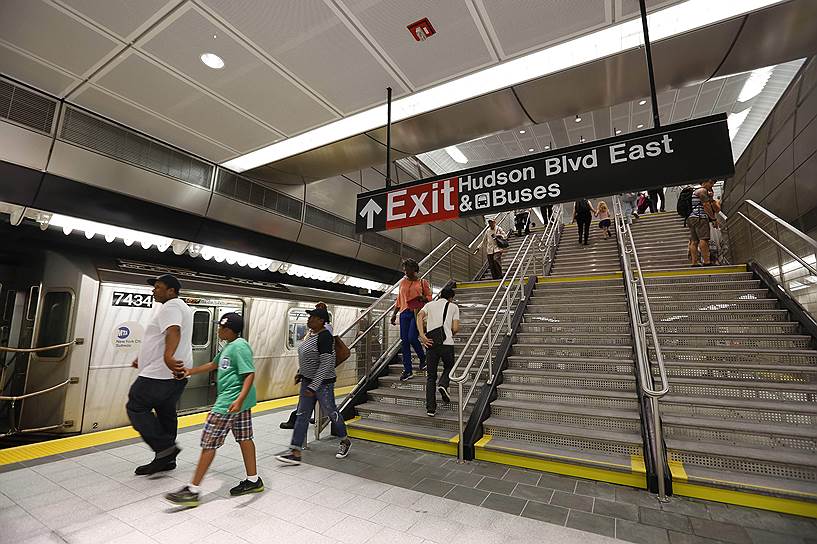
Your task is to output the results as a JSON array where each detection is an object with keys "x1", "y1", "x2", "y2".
[{"x1": 200, "y1": 409, "x2": 253, "y2": 449}]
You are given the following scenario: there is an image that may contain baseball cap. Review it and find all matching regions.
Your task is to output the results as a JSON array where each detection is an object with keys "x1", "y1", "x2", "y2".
[
  {"x1": 217, "y1": 312, "x2": 244, "y2": 334},
  {"x1": 147, "y1": 273, "x2": 181, "y2": 293},
  {"x1": 307, "y1": 307, "x2": 331, "y2": 323}
]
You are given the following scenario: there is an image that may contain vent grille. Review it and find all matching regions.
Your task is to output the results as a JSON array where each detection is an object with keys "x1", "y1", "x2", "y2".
[
  {"x1": 0, "y1": 79, "x2": 57, "y2": 134},
  {"x1": 60, "y1": 107, "x2": 211, "y2": 188},
  {"x1": 362, "y1": 232, "x2": 400, "y2": 254},
  {"x1": 215, "y1": 169, "x2": 302, "y2": 221},
  {"x1": 305, "y1": 205, "x2": 356, "y2": 239}
]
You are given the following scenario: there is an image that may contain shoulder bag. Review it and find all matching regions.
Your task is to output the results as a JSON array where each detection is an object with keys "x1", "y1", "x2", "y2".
[{"x1": 425, "y1": 301, "x2": 450, "y2": 347}]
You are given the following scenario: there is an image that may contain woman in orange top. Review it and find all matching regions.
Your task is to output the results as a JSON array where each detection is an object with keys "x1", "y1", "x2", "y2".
[{"x1": 390, "y1": 259, "x2": 432, "y2": 381}]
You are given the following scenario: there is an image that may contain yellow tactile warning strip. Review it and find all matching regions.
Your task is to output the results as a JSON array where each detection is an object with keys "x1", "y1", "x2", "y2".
[
  {"x1": 345, "y1": 418, "x2": 459, "y2": 456},
  {"x1": 639, "y1": 265, "x2": 747, "y2": 278},
  {"x1": 537, "y1": 272, "x2": 623, "y2": 283},
  {"x1": 457, "y1": 280, "x2": 516, "y2": 289},
  {"x1": 0, "y1": 386, "x2": 354, "y2": 465},
  {"x1": 474, "y1": 435, "x2": 647, "y2": 488}
]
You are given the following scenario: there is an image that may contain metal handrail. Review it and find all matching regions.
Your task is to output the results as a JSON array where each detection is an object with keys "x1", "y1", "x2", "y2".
[
  {"x1": 0, "y1": 340, "x2": 77, "y2": 353},
  {"x1": 612, "y1": 195, "x2": 669, "y2": 502},
  {"x1": 743, "y1": 200, "x2": 817, "y2": 252},
  {"x1": 0, "y1": 378, "x2": 72, "y2": 401},
  {"x1": 736, "y1": 212, "x2": 817, "y2": 278},
  {"x1": 449, "y1": 206, "x2": 563, "y2": 460}
]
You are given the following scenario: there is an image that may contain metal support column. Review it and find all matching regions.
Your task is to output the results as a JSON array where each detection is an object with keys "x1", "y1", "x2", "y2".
[
  {"x1": 385, "y1": 87, "x2": 393, "y2": 188},
  {"x1": 638, "y1": 0, "x2": 661, "y2": 129}
]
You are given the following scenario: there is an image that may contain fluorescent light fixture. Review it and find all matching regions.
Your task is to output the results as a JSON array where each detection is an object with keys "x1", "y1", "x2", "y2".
[
  {"x1": 544, "y1": 145, "x2": 550, "y2": 150},
  {"x1": 48, "y1": 214, "x2": 172, "y2": 250},
  {"x1": 519, "y1": 130, "x2": 526, "y2": 134},
  {"x1": 528, "y1": 148, "x2": 534, "y2": 152},
  {"x1": 345, "y1": 277, "x2": 386, "y2": 290},
  {"x1": 575, "y1": 115, "x2": 581, "y2": 123},
  {"x1": 639, "y1": 100, "x2": 647, "y2": 105},
  {"x1": 445, "y1": 145, "x2": 468, "y2": 164},
  {"x1": 286, "y1": 264, "x2": 339, "y2": 282},
  {"x1": 637, "y1": 124, "x2": 644, "y2": 129},
  {"x1": 615, "y1": 129, "x2": 622, "y2": 134},
  {"x1": 737, "y1": 65, "x2": 774, "y2": 103},
  {"x1": 200, "y1": 52, "x2": 224, "y2": 69},
  {"x1": 728, "y1": 108, "x2": 751, "y2": 140},
  {"x1": 199, "y1": 245, "x2": 275, "y2": 269},
  {"x1": 221, "y1": 0, "x2": 785, "y2": 172}
]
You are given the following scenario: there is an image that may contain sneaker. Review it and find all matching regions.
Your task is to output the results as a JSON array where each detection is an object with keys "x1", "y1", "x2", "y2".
[
  {"x1": 165, "y1": 486, "x2": 199, "y2": 507},
  {"x1": 438, "y1": 386, "x2": 451, "y2": 403},
  {"x1": 230, "y1": 478, "x2": 264, "y2": 496},
  {"x1": 426, "y1": 411, "x2": 436, "y2": 417},
  {"x1": 276, "y1": 452, "x2": 301, "y2": 466},
  {"x1": 399, "y1": 372, "x2": 413, "y2": 381},
  {"x1": 135, "y1": 458, "x2": 177, "y2": 476},
  {"x1": 418, "y1": 361, "x2": 427, "y2": 371},
  {"x1": 336, "y1": 439, "x2": 352, "y2": 459}
]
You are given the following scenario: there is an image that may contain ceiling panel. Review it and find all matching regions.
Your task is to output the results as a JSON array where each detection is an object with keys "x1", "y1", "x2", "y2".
[
  {"x1": 479, "y1": 0, "x2": 610, "y2": 59},
  {"x1": 340, "y1": 0, "x2": 493, "y2": 89},
  {"x1": 692, "y1": 80, "x2": 724, "y2": 117},
  {"x1": 201, "y1": 0, "x2": 408, "y2": 113},
  {"x1": 0, "y1": 0, "x2": 120, "y2": 77},
  {"x1": 58, "y1": 0, "x2": 176, "y2": 40},
  {"x1": 616, "y1": 0, "x2": 686, "y2": 20},
  {"x1": 93, "y1": 52, "x2": 277, "y2": 153},
  {"x1": 71, "y1": 85, "x2": 237, "y2": 162},
  {"x1": 0, "y1": 42, "x2": 77, "y2": 96},
  {"x1": 140, "y1": 6, "x2": 337, "y2": 136}
]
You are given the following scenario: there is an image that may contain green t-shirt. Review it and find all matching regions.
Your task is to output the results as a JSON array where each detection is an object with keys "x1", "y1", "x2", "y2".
[{"x1": 211, "y1": 337, "x2": 257, "y2": 415}]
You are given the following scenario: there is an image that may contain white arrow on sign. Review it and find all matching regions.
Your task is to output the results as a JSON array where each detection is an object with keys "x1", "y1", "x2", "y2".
[{"x1": 359, "y1": 198, "x2": 382, "y2": 229}]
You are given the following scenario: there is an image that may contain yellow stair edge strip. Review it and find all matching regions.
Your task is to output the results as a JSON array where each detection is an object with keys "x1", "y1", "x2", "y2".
[
  {"x1": 346, "y1": 423, "x2": 458, "y2": 456},
  {"x1": 458, "y1": 280, "x2": 518, "y2": 289},
  {"x1": 673, "y1": 482, "x2": 817, "y2": 519},
  {"x1": 0, "y1": 386, "x2": 354, "y2": 465},
  {"x1": 538, "y1": 272, "x2": 623, "y2": 283},
  {"x1": 640, "y1": 265, "x2": 747, "y2": 278},
  {"x1": 474, "y1": 443, "x2": 646, "y2": 489}
]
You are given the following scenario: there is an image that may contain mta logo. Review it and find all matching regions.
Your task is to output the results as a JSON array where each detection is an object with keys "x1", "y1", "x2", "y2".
[{"x1": 117, "y1": 327, "x2": 130, "y2": 340}]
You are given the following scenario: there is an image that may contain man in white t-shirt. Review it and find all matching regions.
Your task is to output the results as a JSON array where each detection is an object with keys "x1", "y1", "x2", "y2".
[
  {"x1": 418, "y1": 285, "x2": 460, "y2": 416},
  {"x1": 126, "y1": 274, "x2": 193, "y2": 475},
  {"x1": 484, "y1": 218, "x2": 506, "y2": 279}
]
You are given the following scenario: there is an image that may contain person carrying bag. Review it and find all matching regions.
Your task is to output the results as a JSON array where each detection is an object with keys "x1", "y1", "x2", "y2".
[{"x1": 418, "y1": 285, "x2": 460, "y2": 417}]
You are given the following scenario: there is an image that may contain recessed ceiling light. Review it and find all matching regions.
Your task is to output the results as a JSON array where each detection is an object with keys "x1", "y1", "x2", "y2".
[
  {"x1": 639, "y1": 100, "x2": 647, "y2": 105},
  {"x1": 528, "y1": 148, "x2": 534, "y2": 152},
  {"x1": 544, "y1": 145, "x2": 550, "y2": 150},
  {"x1": 637, "y1": 124, "x2": 644, "y2": 129},
  {"x1": 200, "y1": 52, "x2": 224, "y2": 70},
  {"x1": 615, "y1": 129, "x2": 622, "y2": 134},
  {"x1": 575, "y1": 114, "x2": 581, "y2": 123},
  {"x1": 580, "y1": 136, "x2": 585, "y2": 143},
  {"x1": 519, "y1": 130, "x2": 526, "y2": 134},
  {"x1": 445, "y1": 145, "x2": 468, "y2": 164}
]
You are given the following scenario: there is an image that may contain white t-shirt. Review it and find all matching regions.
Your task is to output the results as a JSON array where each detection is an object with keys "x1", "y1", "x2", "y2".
[
  {"x1": 484, "y1": 226, "x2": 506, "y2": 255},
  {"x1": 423, "y1": 299, "x2": 460, "y2": 346},
  {"x1": 138, "y1": 298, "x2": 193, "y2": 380}
]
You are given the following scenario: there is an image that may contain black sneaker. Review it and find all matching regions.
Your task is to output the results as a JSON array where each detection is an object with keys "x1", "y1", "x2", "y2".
[
  {"x1": 438, "y1": 386, "x2": 451, "y2": 403},
  {"x1": 418, "y1": 361, "x2": 427, "y2": 371},
  {"x1": 336, "y1": 439, "x2": 352, "y2": 459},
  {"x1": 230, "y1": 478, "x2": 264, "y2": 496},
  {"x1": 135, "y1": 459, "x2": 177, "y2": 476},
  {"x1": 276, "y1": 452, "x2": 302, "y2": 466},
  {"x1": 399, "y1": 372, "x2": 413, "y2": 381},
  {"x1": 165, "y1": 486, "x2": 199, "y2": 507}
]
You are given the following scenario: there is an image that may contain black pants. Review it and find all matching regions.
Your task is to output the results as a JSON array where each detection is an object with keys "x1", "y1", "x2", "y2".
[
  {"x1": 541, "y1": 205, "x2": 553, "y2": 225},
  {"x1": 487, "y1": 253, "x2": 502, "y2": 279},
  {"x1": 426, "y1": 345, "x2": 455, "y2": 413},
  {"x1": 648, "y1": 189, "x2": 664, "y2": 212},
  {"x1": 515, "y1": 213, "x2": 530, "y2": 236},
  {"x1": 577, "y1": 215, "x2": 591, "y2": 244},
  {"x1": 126, "y1": 376, "x2": 187, "y2": 457}
]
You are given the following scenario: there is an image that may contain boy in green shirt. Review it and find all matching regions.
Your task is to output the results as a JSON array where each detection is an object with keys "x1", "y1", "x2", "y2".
[{"x1": 165, "y1": 312, "x2": 262, "y2": 507}]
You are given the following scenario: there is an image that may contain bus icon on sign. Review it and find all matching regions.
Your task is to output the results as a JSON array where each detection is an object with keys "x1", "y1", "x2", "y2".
[{"x1": 118, "y1": 327, "x2": 130, "y2": 340}]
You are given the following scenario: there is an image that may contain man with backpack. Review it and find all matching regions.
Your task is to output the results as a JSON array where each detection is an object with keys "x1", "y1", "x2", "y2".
[
  {"x1": 684, "y1": 180, "x2": 718, "y2": 266},
  {"x1": 418, "y1": 285, "x2": 460, "y2": 417}
]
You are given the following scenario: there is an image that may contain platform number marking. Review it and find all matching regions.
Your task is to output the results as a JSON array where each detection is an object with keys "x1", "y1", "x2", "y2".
[{"x1": 112, "y1": 292, "x2": 154, "y2": 308}]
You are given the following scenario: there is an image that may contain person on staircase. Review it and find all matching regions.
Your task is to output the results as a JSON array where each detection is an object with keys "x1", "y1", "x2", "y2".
[
  {"x1": 688, "y1": 179, "x2": 718, "y2": 267},
  {"x1": 648, "y1": 187, "x2": 665, "y2": 213},
  {"x1": 484, "y1": 218, "x2": 506, "y2": 279},
  {"x1": 573, "y1": 198, "x2": 595, "y2": 246},
  {"x1": 619, "y1": 192, "x2": 639, "y2": 223},
  {"x1": 391, "y1": 259, "x2": 432, "y2": 381},
  {"x1": 595, "y1": 201, "x2": 612, "y2": 238},
  {"x1": 514, "y1": 208, "x2": 531, "y2": 237},
  {"x1": 418, "y1": 285, "x2": 460, "y2": 417}
]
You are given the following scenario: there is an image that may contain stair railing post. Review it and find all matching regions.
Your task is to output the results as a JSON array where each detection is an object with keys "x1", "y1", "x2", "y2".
[{"x1": 457, "y1": 382, "x2": 465, "y2": 461}]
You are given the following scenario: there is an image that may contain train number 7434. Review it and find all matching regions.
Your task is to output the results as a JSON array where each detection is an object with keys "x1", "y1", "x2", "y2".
[{"x1": 112, "y1": 291, "x2": 154, "y2": 308}]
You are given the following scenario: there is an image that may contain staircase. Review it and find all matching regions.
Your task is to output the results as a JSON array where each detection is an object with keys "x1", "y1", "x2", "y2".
[
  {"x1": 346, "y1": 281, "x2": 502, "y2": 454},
  {"x1": 551, "y1": 219, "x2": 620, "y2": 276},
  {"x1": 475, "y1": 226, "x2": 645, "y2": 487},
  {"x1": 632, "y1": 216, "x2": 817, "y2": 514}
]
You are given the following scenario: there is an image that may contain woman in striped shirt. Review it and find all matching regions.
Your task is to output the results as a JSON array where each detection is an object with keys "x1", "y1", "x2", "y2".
[{"x1": 276, "y1": 307, "x2": 351, "y2": 464}]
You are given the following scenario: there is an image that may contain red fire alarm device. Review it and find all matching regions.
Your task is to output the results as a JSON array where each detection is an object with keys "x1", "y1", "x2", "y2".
[{"x1": 407, "y1": 18, "x2": 435, "y2": 41}]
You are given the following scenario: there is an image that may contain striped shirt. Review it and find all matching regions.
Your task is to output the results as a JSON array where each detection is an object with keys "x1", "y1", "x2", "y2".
[
  {"x1": 297, "y1": 329, "x2": 335, "y2": 391},
  {"x1": 690, "y1": 187, "x2": 712, "y2": 218}
]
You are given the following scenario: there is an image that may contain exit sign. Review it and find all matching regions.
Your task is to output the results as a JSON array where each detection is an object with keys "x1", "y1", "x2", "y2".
[{"x1": 407, "y1": 18, "x2": 435, "y2": 41}]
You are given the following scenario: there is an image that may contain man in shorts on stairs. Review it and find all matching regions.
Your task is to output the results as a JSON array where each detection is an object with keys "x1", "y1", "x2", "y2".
[{"x1": 688, "y1": 179, "x2": 717, "y2": 267}]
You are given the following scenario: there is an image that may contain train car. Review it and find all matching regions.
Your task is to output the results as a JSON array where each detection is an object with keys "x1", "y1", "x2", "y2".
[{"x1": 0, "y1": 249, "x2": 377, "y2": 441}]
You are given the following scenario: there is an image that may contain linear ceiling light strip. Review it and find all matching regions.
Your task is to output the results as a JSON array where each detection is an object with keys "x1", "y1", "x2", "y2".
[{"x1": 221, "y1": 0, "x2": 785, "y2": 173}]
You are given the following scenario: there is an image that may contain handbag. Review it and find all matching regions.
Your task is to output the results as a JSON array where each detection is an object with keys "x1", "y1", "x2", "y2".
[
  {"x1": 494, "y1": 235, "x2": 509, "y2": 249},
  {"x1": 334, "y1": 336, "x2": 350, "y2": 366},
  {"x1": 406, "y1": 279, "x2": 430, "y2": 311},
  {"x1": 425, "y1": 301, "x2": 450, "y2": 347}
]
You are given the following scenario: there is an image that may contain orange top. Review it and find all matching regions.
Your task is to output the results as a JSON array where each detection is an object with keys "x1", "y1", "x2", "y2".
[{"x1": 396, "y1": 277, "x2": 432, "y2": 312}]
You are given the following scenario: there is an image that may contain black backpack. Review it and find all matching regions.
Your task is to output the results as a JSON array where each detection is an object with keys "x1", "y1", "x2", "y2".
[
  {"x1": 575, "y1": 199, "x2": 591, "y2": 215},
  {"x1": 677, "y1": 187, "x2": 694, "y2": 218}
]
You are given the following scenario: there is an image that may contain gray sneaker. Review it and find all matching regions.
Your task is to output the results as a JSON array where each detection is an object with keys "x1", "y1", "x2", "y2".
[{"x1": 336, "y1": 439, "x2": 352, "y2": 459}]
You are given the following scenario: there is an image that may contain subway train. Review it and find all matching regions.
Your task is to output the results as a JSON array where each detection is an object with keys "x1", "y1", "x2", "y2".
[{"x1": 0, "y1": 248, "x2": 377, "y2": 442}]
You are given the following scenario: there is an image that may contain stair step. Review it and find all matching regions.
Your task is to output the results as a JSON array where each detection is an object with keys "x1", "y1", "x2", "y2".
[
  {"x1": 666, "y1": 438, "x2": 817, "y2": 478},
  {"x1": 519, "y1": 322, "x2": 632, "y2": 334},
  {"x1": 525, "y1": 311, "x2": 630, "y2": 323},
  {"x1": 502, "y1": 369, "x2": 636, "y2": 390},
  {"x1": 355, "y1": 402, "x2": 463, "y2": 432},
  {"x1": 496, "y1": 382, "x2": 639, "y2": 409},
  {"x1": 515, "y1": 332, "x2": 632, "y2": 346},
  {"x1": 491, "y1": 399, "x2": 641, "y2": 434},
  {"x1": 660, "y1": 395, "x2": 817, "y2": 426},
  {"x1": 654, "y1": 322, "x2": 800, "y2": 336},
  {"x1": 512, "y1": 344, "x2": 633, "y2": 359},
  {"x1": 645, "y1": 280, "x2": 761, "y2": 292},
  {"x1": 654, "y1": 346, "x2": 817, "y2": 366},
  {"x1": 652, "y1": 334, "x2": 811, "y2": 350},
  {"x1": 643, "y1": 271, "x2": 753, "y2": 284},
  {"x1": 668, "y1": 377, "x2": 817, "y2": 404},
  {"x1": 649, "y1": 309, "x2": 788, "y2": 323},
  {"x1": 506, "y1": 357, "x2": 635, "y2": 374},
  {"x1": 347, "y1": 417, "x2": 458, "y2": 448},
  {"x1": 647, "y1": 299, "x2": 778, "y2": 311},
  {"x1": 646, "y1": 289, "x2": 771, "y2": 302},
  {"x1": 659, "y1": 361, "x2": 817, "y2": 384}
]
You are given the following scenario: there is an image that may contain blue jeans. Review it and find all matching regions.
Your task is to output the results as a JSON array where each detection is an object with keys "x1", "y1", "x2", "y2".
[
  {"x1": 291, "y1": 381, "x2": 347, "y2": 451},
  {"x1": 399, "y1": 310, "x2": 425, "y2": 373},
  {"x1": 620, "y1": 197, "x2": 637, "y2": 224}
]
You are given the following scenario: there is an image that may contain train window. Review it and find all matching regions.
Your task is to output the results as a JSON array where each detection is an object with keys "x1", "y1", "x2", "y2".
[
  {"x1": 287, "y1": 307, "x2": 332, "y2": 349},
  {"x1": 36, "y1": 291, "x2": 73, "y2": 359},
  {"x1": 192, "y1": 310, "x2": 211, "y2": 346}
]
